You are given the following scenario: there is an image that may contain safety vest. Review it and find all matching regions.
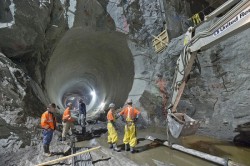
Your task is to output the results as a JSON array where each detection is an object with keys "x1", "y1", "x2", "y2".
[
  {"x1": 41, "y1": 111, "x2": 56, "y2": 130},
  {"x1": 120, "y1": 106, "x2": 140, "y2": 122},
  {"x1": 62, "y1": 107, "x2": 74, "y2": 122},
  {"x1": 107, "y1": 110, "x2": 115, "y2": 122}
]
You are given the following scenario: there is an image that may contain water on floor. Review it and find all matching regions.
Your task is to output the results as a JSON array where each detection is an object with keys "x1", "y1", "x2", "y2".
[{"x1": 76, "y1": 127, "x2": 250, "y2": 166}]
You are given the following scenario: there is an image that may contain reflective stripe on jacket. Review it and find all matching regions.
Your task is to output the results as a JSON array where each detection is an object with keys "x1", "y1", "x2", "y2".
[
  {"x1": 41, "y1": 111, "x2": 56, "y2": 130},
  {"x1": 119, "y1": 105, "x2": 140, "y2": 121}
]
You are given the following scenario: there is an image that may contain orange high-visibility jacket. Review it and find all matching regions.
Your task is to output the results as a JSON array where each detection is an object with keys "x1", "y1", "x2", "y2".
[
  {"x1": 119, "y1": 105, "x2": 140, "y2": 121},
  {"x1": 107, "y1": 110, "x2": 115, "y2": 122},
  {"x1": 62, "y1": 107, "x2": 74, "y2": 122},
  {"x1": 41, "y1": 111, "x2": 56, "y2": 130}
]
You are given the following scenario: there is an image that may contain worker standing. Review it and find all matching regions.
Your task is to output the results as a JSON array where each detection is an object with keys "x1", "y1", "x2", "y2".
[
  {"x1": 78, "y1": 99, "x2": 86, "y2": 135},
  {"x1": 119, "y1": 99, "x2": 140, "y2": 153},
  {"x1": 61, "y1": 102, "x2": 75, "y2": 141},
  {"x1": 107, "y1": 103, "x2": 121, "y2": 152},
  {"x1": 40, "y1": 103, "x2": 57, "y2": 156}
]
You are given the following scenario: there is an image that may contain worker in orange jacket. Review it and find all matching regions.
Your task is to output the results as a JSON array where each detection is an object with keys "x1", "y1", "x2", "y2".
[
  {"x1": 107, "y1": 103, "x2": 120, "y2": 152},
  {"x1": 119, "y1": 98, "x2": 140, "y2": 153},
  {"x1": 40, "y1": 103, "x2": 57, "y2": 156},
  {"x1": 61, "y1": 102, "x2": 75, "y2": 141}
]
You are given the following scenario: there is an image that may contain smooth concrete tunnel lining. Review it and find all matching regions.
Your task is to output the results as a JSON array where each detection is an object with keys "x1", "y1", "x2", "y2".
[{"x1": 45, "y1": 28, "x2": 134, "y2": 111}]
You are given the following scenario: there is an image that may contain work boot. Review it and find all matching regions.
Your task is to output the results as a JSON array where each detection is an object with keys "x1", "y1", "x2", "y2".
[
  {"x1": 124, "y1": 144, "x2": 130, "y2": 151},
  {"x1": 44, "y1": 152, "x2": 52, "y2": 157},
  {"x1": 43, "y1": 145, "x2": 47, "y2": 153},
  {"x1": 113, "y1": 143, "x2": 121, "y2": 152},
  {"x1": 43, "y1": 152, "x2": 52, "y2": 157},
  {"x1": 109, "y1": 143, "x2": 113, "y2": 149},
  {"x1": 72, "y1": 129, "x2": 77, "y2": 135},
  {"x1": 43, "y1": 145, "x2": 52, "y2": 157},
  {"x1": 82, "y1": 127, "x2": 86, "y2": 136},
  {"x1": 130, "y1": 147, "x2": 135, "y2": 153}
]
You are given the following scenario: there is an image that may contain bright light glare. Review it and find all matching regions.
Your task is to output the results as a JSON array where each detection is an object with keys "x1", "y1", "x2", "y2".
[
  {"x1": 69, "y1": 96, "x2": 75, "y2": 100},
  {"x1": 98, "y1": 102, "x2": 106, "y2": 110},
  {"x1": 90, "y1": 90, "x2": 96, "y2": 97}
]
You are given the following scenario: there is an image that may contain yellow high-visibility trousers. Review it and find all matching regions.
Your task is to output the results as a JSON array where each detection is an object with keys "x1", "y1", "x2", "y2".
[
  {"x1": 123, "y1": 122, "x2": 137, "y2": 147},
  {"x1": 107, "y1": 122, "x2": 118, "y2": 144}
]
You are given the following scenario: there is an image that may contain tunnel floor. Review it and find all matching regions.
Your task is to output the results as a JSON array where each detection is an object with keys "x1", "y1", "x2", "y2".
[{"x1": 75, "y1": 127, "x2": 250, "y2": 166}]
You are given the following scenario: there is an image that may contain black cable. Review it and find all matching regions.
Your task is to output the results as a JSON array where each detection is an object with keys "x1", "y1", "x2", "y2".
[{"x1": 188, "y1": 0, "x2": 221, "y2": 21}]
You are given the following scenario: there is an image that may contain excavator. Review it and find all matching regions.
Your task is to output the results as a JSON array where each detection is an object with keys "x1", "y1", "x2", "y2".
[{"x1": 167, "y1": 0, "x2": 250, "y2": 139}]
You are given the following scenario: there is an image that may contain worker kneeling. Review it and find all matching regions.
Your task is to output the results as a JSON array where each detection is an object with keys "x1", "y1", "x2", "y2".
[
  {"x1": 119, "y1": 98, "x2": 140, "y2": 153},
  {"x1": 107, "y1": 103, "x2": 121, "y2": 152}
]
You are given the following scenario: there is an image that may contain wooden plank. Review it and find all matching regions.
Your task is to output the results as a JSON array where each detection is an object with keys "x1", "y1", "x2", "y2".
[
  {"x1": 36, "y1": 146, "x2": 101, "y2": 166},
  {"x1": 152, "y1": 29, "x2": 169, "y2": 53}
]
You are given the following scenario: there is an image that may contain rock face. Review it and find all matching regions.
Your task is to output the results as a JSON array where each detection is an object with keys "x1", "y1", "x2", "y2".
[
  {"x1": 189, "y1": 26, "x2": 250, "y2": 140},
  {"x1": 0, "y1": 0, "x2": 68, "y2": 84},
  {"x1": 136, "y1": 19, "x2": 250, "y2": 140}
]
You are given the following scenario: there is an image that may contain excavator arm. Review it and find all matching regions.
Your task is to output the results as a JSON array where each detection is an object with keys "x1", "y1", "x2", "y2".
[{"x1": 168, "y1": 0, "x2": 250, "y2": 113}]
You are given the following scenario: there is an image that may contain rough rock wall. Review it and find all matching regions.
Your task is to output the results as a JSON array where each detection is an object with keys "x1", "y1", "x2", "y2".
[
  {"x1": 137, "y1": 19, "x2": 250, "y2": 140},
  {"x1": 0, "y1": 52, "x2": 43, "y2": 151},
  {"x1": 105, "y1": 0, "x2": 192, "y2": 127},
  {"x1": 0, "y1": 0, "x2": 67, "y2": 84},
  {"x1": 107, "y1": 0, "x2": 191, "y2": 45},
  {"x1": 0, "y1": 0, "x2": 67, "y2": 151},
  {"x1": 188, "y1": 22, "x2": 250, "y2": 140},
  {"x1": 112, "y1": 0, "x2": 250, "y2": 140}
]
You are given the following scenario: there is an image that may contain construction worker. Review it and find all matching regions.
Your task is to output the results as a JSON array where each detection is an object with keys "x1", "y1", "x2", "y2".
[
  {"x1": 107, "y1": 103, "x2": 120, "y2": 152},
  {"x1": 119, "y1": 98, "x2": 140, "y2": 153},
  {"x1": 78, "y1": 99, "x2": 86, "y2": 135},
  {"x1": 61, "y1": 102, "x2": 75, "y2": 141},
  {"x1": 40, "y1": 103, "x2": 57, "y2": 157}
]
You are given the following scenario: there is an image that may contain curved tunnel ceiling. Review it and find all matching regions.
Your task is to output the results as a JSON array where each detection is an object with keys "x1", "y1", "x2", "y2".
[{"x1": 45, "y1": 28, "x2": 134, "y2": 111}]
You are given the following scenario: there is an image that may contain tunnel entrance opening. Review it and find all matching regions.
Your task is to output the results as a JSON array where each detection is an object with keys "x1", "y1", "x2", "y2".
[{"x1": 45, "y1": 28, "x2": 134, "y2": 112}]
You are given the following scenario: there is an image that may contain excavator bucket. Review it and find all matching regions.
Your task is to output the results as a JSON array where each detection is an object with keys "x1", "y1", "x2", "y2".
[{"x1": 167, "y1": 113, "x2": 200, "y2": 138}]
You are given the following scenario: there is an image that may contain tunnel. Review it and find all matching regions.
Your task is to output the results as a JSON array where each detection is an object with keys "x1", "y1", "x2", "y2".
[{"x1": 45, "y1": 28, "x2": 134, "y2": 111}]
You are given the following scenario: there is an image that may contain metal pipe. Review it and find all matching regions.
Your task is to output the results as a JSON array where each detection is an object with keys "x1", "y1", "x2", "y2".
[{"x1": 146, "y1": 136, "x2": 243, "y2": 166}]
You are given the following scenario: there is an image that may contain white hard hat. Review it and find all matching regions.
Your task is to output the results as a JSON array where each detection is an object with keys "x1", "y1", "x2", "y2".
[
  {"x1": 126, "y1": 98, "x2": 132, "y2": 104},
  {"x1": 109, "y1": 103, "x2": 115, "y2": 108}
]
